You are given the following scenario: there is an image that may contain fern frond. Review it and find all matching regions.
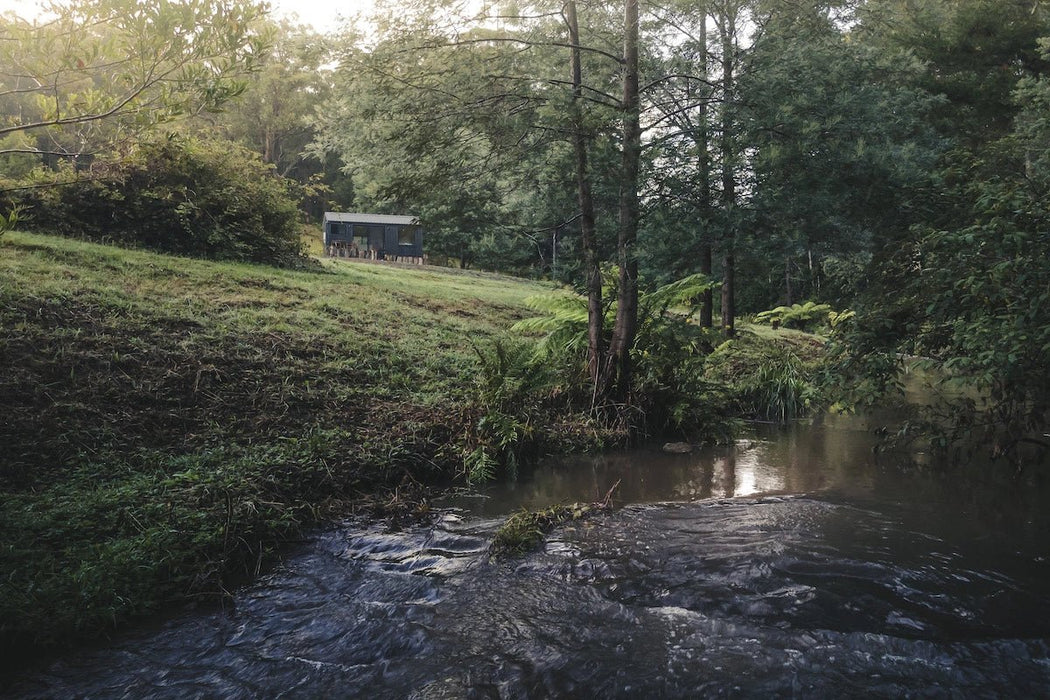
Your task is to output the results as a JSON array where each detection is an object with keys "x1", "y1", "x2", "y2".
[{"x1": 642, "y1": 272, "x2": 717, "y2": 312}]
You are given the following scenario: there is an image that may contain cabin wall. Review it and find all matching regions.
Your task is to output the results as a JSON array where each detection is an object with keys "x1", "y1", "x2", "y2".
[{"x1": 324, "y1": 218, "x2": 425, "y2": 261}]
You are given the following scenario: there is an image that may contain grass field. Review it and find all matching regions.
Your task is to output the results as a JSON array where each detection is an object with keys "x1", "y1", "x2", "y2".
[{"x1": 0, "y1": 231, "x2": 552, "y2": 656}]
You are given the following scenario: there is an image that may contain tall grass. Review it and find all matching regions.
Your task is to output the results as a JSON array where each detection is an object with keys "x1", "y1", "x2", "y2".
[{"x1": 705, "y1": 328, "x2": 827, "y2": 423}]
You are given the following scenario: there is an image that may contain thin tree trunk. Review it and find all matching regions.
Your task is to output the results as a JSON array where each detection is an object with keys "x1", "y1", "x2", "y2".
[
  {"x1": 700, "y1": 243, "x2": 713, "y2": 327},
  {"x1": 566, "y1": 0, "x2": 606, "y2": 402},
  {"x1": 721, "y1": 250, "x2": 735, "y2": 336},
  {"x1": 809, "y1": 247, "x2": 818, "y2": 295},
  {"x1": 609, "y1": 0, "x2": 641, "y2": 401}
]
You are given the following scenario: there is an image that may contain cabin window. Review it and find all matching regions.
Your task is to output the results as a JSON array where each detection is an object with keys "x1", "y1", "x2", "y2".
[{"x1": 398, "y1": 227, "x2": 415, "y2": 246}]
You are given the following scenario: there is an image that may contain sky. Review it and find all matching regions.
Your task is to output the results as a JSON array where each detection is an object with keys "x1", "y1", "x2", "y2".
[
  {"x1": 269, "y1": 0, "x2": 374, "y2": 32},
  {"x1": 0, "y1": 0, "x2": 373, "y2": 33}
]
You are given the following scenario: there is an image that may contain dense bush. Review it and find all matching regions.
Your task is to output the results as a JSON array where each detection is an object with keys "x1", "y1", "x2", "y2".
[{"x1": 17, "y1": 136, "x2": 305, "y2": 266}]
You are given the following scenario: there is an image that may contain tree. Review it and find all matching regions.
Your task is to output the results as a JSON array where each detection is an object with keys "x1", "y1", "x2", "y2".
[
  {"x1": 606, "y1": 0, "x2": 642, "y2": 397},
  {"x1": 0, "y1": 0, "x2": 269, "y2": 164},
  {"x1": 566, "y1": 0, "x2": 606, "y2": 395},
  {"x1": 832, "y1": 0, "x2": 1050, "y2": 465},
  {"x1": 739, "y1": 2, "x2": 941, "y2": 304},
  {"x1": 205, "y1": 20, "x2": 333, "y2": 182},
  {"x1": 311, "y1": 18, "x2": 528, "y2": 267}
]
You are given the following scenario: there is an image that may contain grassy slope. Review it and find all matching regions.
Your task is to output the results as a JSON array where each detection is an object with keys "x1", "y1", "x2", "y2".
[{"x1": 0, "y1": 231, "x2": 551, "y2": 654}]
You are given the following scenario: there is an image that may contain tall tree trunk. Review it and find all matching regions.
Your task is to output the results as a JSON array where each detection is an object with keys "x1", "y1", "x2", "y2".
[
  {"x1": 717, "y1": 3, "x2": 737, "y2": 338},
  {"x1": 608, "y1": 0, "x2": 641, "y2": 401},
  {"x1": 566, "y1": 0, "x2": 606, "y2": 403},
  {"x1": 697, "y1": 18, "x2": 714, "y2": 329}
]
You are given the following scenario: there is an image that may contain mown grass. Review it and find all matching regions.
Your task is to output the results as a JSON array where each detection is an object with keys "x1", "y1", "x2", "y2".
[{"x1": 0, "y1": 231, "x2": 552, "y2": 661}]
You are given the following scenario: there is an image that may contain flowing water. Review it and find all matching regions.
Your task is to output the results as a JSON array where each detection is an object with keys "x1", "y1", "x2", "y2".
[{"x1": 8, "y1": 418, "x2": 1050, "y2": 698}]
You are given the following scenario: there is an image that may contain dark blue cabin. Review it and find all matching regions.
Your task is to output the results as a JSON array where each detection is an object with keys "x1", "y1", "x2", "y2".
[{"x1": 322, "y1": 212, "x2": 425, "y2": 263}]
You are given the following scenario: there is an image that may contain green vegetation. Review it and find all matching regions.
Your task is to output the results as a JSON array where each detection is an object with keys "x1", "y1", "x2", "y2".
[
  {"x1": 0, "y1": 230, "x2": 552, "y2": 655},
  {"x1": 491, "y1": 503, "x2": 598, "y2": 556},
  {"x1": 14, "y1": 136, "x2": 306, "y2": 267},
  {"x1": 511, "y1": 272, "x2": 732, "y2": 441},
  {"x1": 0, "y1": 0, "x2": 268, "y2": 161},
  {"x1": 0, "y1": 230, "x2": 828, "y2": 655},
  {"x1": 3, "y1": 0, "x2": 1050, "y2": 668},
  {"x1": 753, "y1": 302, "x2": 834, "y2": 332},
  {"x1": 706, "y1": 327, "x2": 827, "y2": 423}
]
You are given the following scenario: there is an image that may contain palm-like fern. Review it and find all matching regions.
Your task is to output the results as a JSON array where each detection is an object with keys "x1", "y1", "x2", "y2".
[
  {"x1": 512, "y1": 272, "x2": 716, "y2": 357},
  {"x1": 511, "y1": 290, "x2": 592, "y2": 356}
]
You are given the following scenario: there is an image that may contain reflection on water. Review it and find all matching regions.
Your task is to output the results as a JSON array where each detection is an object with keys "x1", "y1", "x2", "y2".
[
  {"x1": 444, "y1": 421, "x2": 882, "y2": 516},
  {"x1": 8, "y1": 421, "x2": 1050, "y2": 698}
]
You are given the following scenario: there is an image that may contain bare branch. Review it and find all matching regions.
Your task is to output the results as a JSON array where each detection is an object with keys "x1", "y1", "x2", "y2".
[
  {"x1": 412, "y1": 36, "x2": 625, "y2": 66},
  {"x1": 0, "y1": 147, "x2": 94, "y2": 158},
  {"x1": 641, "y1": 73, "x2": 718, "y2": 95}
]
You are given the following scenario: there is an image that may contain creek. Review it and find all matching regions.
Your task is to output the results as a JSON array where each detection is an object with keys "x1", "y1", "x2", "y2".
[{"x1": 9, "y1": 416, "x2": 1050, "y2": 698}]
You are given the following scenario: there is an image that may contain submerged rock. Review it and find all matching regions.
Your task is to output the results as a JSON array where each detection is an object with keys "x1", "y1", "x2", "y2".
[{"x1": 662, "y1": 442, "x2": 693, "y2": 454}]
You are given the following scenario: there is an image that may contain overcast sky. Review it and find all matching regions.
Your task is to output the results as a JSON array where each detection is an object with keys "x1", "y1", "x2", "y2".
[{"x1": 0, "y1": 0, "x2": 373, "y2": 33}]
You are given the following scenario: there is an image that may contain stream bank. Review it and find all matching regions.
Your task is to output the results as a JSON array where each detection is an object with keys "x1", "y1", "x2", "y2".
[{"x1": 8, "y1": 420, "x2": 1050, "y2": 697}]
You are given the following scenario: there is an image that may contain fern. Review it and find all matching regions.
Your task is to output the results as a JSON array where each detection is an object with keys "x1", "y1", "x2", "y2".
[
  {"x1": 0, "y1": 205, "x2": 23, "y2": 235},
  {"x1": 463, "y1": 447, "x2": 497, "y2": 484},
  {"x1": 513, "y1": 273, "x2": 716, "y2": 359},
  {"x1": 754, "y1": 301, "x2": 834, "y2": 331},
  {"x1": 640, "y1": 272, "x2": 717, "y2": 316}
]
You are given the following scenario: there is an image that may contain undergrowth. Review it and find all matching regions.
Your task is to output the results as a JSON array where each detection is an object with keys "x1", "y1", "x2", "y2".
[{"x1": 705, "y1": 327, "x2": 828, "y2": 422}]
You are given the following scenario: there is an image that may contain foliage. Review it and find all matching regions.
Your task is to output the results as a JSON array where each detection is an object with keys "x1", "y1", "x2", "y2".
[
  {"x1": 753, "y1": 301, "x2": 833, "y2": 332},
  {"x1": 464, "y1": 339, "x2": 556, "y2": 482},
  {"x1": 206, "y1": 19, "x2": 332, "y2": 180},
  {"x1": 0, "y1": 0, "x2": 269, "y2": 160},
  {"x1": 311, "y1": 11, "x2": 536, "y2": 270},
  {"x1": 858, "y1": 0, "x2": 1049, "y2": 149},
  {"x1": 839, "y1": 179, "x2": 1050, "y2": 463},
  {"x1": 514, "y1": 271, "x2": 715, "y2": 355},
  {"x1": 14, "y1": 135, "x2": 306, "y2": 266},
  {"x1": 512, "y1": 271, "x2": 734, "y2": 440},
  {"x1": 739, "y1": 3, "x2": 943, "y2": 305},
  {"x1": 831, "y1": 2, "x2": 1050, "y2": 466},
  {"x1": 0, "y1": 204, "x2": 21, "y2": 235},
  {"x1": 748, "y1": 350, "x2": 820, "y2": 423}
]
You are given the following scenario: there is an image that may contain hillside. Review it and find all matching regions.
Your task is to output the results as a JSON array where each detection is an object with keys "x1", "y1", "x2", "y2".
[{"x1": 0, "y1": 231, "x2": 552, "y2": 655}]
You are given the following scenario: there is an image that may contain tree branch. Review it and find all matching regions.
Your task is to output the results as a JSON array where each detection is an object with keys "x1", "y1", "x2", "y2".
[{"x1": 413, "y1": 36, "x2": 626, "y2": 66}]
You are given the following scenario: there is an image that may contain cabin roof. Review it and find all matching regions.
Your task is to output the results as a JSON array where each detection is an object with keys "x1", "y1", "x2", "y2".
[{"x1": 323, "y1": 212, "x2": 418, "y2": 226}]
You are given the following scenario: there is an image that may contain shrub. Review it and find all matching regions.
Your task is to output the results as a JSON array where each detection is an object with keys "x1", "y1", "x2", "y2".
[
  {"x1": 16, "y1": 135, "x2": 305, "y2": 266},
  {"x1": 464, "y1": 338, "x2": 556, "y2": 482}
]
